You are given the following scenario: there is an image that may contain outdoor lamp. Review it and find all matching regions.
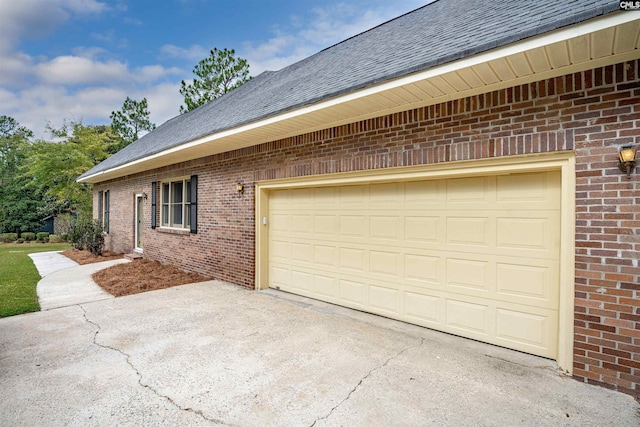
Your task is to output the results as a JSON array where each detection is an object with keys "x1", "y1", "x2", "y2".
[
  {"x1": 236, "y1": 183, "x2": 244, "y2": 193},
  {"x1": 618, "y1": 146, "x2": 637, "y2": 179}
]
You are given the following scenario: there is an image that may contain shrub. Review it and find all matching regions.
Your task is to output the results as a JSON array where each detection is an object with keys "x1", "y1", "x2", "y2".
[
  {"x1": 60, "y1": 233, "x2": 70, "y2": 242},
  {"x1": 16, "y1": 238, "x2": 25, "y2": 244},
  {"x1": 70, "y1": 217, "x2": 104, "y2": 255},
  {"x1": 21, "y1": 232, "x2": 36, "y2": 242},
  {"x1": 84, "y1": 221, "x2": 105, "y2": 256},
  {"x1": 54, "y1": 213, "x2": 75, "y2": 236},
  {"x1": 70, "y1": 218, "x2": 89, "y2": 250},
  {"x1": 0, "y1": 233, "x2": 18, "y2": 243},
  {"x1": 36, "y1": 232, "x2": 50, "y2": 243},
  {"x1": 49, "y1": 234, "x2": 63, "y2": 243}
]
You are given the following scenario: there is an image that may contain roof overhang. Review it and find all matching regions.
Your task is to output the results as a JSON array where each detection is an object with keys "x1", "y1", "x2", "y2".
[{"x1": 80, "y1": 11, "x2": 640, "y2": 184}]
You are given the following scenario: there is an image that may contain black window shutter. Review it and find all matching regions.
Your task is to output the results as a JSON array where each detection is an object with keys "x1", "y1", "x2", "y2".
[
  {"x1": 151, "y1": 181, "x2": 157, "y2": 229},
  {"x1": 190, "y1": 175, "x2": 197, "y2": 234},
  {"x1": 98, "y1": 191, "x2": 103, "y2": 222},
  {"x1": 104, "y1": 190, "x2": 110, "y2": 233}
]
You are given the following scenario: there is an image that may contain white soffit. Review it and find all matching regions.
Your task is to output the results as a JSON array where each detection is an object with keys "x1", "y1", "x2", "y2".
[{"x1": 80, "y1": 12, "x2": 640, "y2": 183}]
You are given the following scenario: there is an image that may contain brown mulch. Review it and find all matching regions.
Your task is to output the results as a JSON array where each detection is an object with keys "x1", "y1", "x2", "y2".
[
  {"x1": 62, "y1": 249, "x2": 124, "y2": 264},
  {"x1": 92, "y1": 259, "x2": 212, "y2": 297}
]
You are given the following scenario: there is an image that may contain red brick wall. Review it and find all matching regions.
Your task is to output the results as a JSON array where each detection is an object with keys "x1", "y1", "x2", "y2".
[{"x1": 95, "y1": 60, "x2": 639, "y2": 395}]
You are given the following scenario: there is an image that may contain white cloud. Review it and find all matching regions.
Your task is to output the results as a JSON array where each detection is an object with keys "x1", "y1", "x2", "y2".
[
  {"x1": 35, "y1": 56, "x2": 130, "y2": 85},
  {"x1": 71, "y1": 46, "x2": 109, "y2": 59},
  {"x1": 0, "y1": 0, "x2": 108, "y2": 50},
  {"x1": 0, "y1": 52, "x2": 34, "y2": 88},
  {"x1": 160, "y1": 44, "x2": 208, "y2": 61}
]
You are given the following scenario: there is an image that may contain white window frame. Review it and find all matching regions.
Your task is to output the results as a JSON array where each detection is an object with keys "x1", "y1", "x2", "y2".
[{"x1": 160, "y1": 177, "x2": 191, "y2": 230}]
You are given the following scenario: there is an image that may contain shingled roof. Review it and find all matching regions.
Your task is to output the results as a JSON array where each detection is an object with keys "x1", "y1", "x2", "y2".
[{"x1": 79, "y1": 0, "x2": 620, "y2": 181}]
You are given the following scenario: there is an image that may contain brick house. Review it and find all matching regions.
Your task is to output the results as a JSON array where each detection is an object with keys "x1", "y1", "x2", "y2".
[{"x1": 78, "y1": 1, "x2": 640, "y2": 396}]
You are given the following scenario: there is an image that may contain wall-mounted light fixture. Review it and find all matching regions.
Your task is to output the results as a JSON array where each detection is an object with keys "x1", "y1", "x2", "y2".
[
  {"x1": 618, "y1": 145, "x2": 637, "y2": 179},
  {"x1": 142, "y1": 192, "x2": 148, "y2": 200},
  {"x1": 236, "y1": 183, "x2": 244, "y2": 193}
]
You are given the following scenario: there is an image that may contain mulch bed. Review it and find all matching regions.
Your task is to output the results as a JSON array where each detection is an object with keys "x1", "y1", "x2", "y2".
[
  {"x1": 62, "y1": 249, "x2": 124, "y2": 264},
  {"x1": 91, "y1": 259, "x2": 212, "y2": 297}
]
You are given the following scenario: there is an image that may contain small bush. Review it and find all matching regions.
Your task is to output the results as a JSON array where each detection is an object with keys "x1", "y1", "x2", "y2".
[
  {"x1": 21, "y1": 232, "x2": 36, "y2": 242},
  {"x1": 70, "y1": 217, "x2": 104, "y2": 255},
  {"x1": 49, "y1": 234, "x2": 63, "y2": 243},
  {"x1": 36, "y1": 232, "x2": 50, "y2": 243},
  {"x1": 0, "y1": 233, "x2": 18, "y2": 243},
  {"x1": 60, "y1": 233, "x2": 70, "y2": 242},
  {"x1": 16, "y1": 238, "x2": 25, "y2": 244}
]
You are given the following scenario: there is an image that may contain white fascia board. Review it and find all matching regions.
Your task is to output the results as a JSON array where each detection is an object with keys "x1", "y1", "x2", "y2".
[{"x1": 78, "y1": 12, "x2": 637, "y2": 184}]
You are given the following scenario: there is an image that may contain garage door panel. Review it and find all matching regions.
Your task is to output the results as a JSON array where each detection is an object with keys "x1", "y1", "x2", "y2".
[
  {"x1": 446, "y1": 216, "x2": 491, "y2": 246},
  {"x1": 268, "y1": 171, "x2": 560, "y2": 359},
  {"x1": 270, "y1": 239, "x2": 290, "y2": 260},
  {"x1": 291, "y1": 214, "x2": 313, "y2": 235},
  {"x1": 404, "y1": 180, "x2": 441, "y2": 204},
  {"x1": 339, "y1": 215, "x2": 368, "y2": 238},
  {"x1": 404, "y1": 292, "x2": 441, "y2": 324},
  {"x1": 370, "y1": 182, "x2": 403, "y2": 204},
  {"x1": 496, "y1": 212, "x2": 560, "y2": 255},
  {"x1": 270, "y1": 266, "x2": 290, "y2": 289},
  {"x1": 314, "y1": 186, "x2": 340, "y2": 206},
  {"x1": 404, "y1": 253, "x2": 441, "y2": 285},
  {"x1": 446, "y1": 258, "x2": 492, "y2": 292},
  {"x1": 370, "y1": 284, "x2": 400, "y2": 314},
  {"x1": 495, "y1": 171, "x2": 560, "y2": 209},
  {"x1": 270, "y1": 214, "x2": 290, "y2": 232},
  {"x1": 314, "y1": 215, "x2": 339, "y2": 237},
  {"x1": 446, "y1": 176, "x2": 493, "y2": 204},
  {"x1": 495, "y1": 307, "x2": 558, "y2": 356},
  {"x1": 369, "y1": 215, "x2": 402, "y2": 241},
  {"x1": 369, "y1": 250, "x2": 400, "y2": 277},
  {"x1": 404, "y1": 216, "x2": 441, "y2": 243},
  {"x1": 339, "y1": 279, "x2": 367, "y2": 306},
  {"x1": 290, "y1": 270, "x2": 313, "y2": 292},
  {"x1": 340, "y1": 185, "x2": 368, "y2": 204},
  {"x1": 339, "y1": 247, "x2": 367, "y2": 272},
  {"x1": 496, "y1": 260, "x2": 558, "y2": 308},
  {"x1": 445, "y1": 299, "x2": 490, "y2": 335},
  {"x1": 314, "y1": 275, "x2": 338, "y2": 299},
  {"x1": 314, "y1": 244, "x2": 338, "y2": 267}
]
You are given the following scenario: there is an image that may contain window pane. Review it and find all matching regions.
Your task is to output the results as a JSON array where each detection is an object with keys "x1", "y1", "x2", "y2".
[
  {"x1": 161, "y1": 183, "x2": 170, "y2": 226},
  {"x1": 172, "y1": 182, "x2": 183, "y2": 203},
  {"x1": 185, "y1": 205, "x2": 191, "y2": 227},
  {"x1": 186, "y1": 180, "x2": 191, "y2": 203},
  {"x1": 162, "y1": 205, "x2": 169, "y2": 226},
  {"x1": 172, "y1": 204, "x2": 182, "y2": 226},
  {"x1": 162, "y1": 183, "x2": 169, "y2": 201}
]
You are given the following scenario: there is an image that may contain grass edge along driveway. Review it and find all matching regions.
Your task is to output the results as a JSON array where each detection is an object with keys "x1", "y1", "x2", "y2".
[{"x1": 0, "y1": 243, "x2": 71, "y2": 317}]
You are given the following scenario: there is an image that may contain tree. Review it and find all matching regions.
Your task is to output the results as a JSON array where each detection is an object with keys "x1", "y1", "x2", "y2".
[
  {"x1": 22, "y1": 122, "x2": 120, "y2": 216},
  {"x1": 0, "y1": 116, "x2": 50, "y2": 234},
  {"x1": 179, "y1": 48, "x2": 251, "y2": 113},
  {"x1": 110, "y1": 97, "x2": 155, "y2": 150}
]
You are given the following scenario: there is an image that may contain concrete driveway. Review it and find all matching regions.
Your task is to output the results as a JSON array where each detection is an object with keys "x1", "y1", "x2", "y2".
[{"x1": 0, "y1": 281, "x2": 637, "y2": 426}]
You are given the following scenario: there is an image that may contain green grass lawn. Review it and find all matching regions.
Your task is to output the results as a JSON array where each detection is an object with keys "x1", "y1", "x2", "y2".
[{"x1": 0, "y1": 243, "x2": 71, "y2": 318}]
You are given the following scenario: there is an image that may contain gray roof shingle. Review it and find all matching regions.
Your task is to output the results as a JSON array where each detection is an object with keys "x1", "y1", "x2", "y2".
[{"x1": 80, "y1": 0, "x2": 620, "y2": 179}]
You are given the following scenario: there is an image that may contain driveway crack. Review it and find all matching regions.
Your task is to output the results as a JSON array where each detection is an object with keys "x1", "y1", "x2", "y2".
[
  {"x1": 310, "y1": 337, "x2": 424, "y2": 427},
  {"x1": 78, "y1": 304, "x2": 230, "y2": 426}
]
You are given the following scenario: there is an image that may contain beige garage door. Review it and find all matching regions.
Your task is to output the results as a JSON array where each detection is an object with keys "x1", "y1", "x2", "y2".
[{"x1": 268, "y1": 171, "x2": 561, "y2": 358}]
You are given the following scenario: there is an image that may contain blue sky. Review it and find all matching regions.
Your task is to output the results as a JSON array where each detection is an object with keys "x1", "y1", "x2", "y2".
[{"x1": 0, "y1": 0, "x2": 428, "y2": 139}]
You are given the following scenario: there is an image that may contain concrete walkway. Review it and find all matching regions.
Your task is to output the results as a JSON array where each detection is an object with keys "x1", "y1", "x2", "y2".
[
  {"x1": 0, "y1": 280, "x2": 637, "y2": 426},
  {"x1": 29, "y1": 251, "x2": 129, "y2": 310}
]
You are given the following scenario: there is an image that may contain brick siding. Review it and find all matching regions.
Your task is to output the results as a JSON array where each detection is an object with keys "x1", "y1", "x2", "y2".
[{"x1": 95, "y1": 60, "x2": 639, "y2": 396}]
